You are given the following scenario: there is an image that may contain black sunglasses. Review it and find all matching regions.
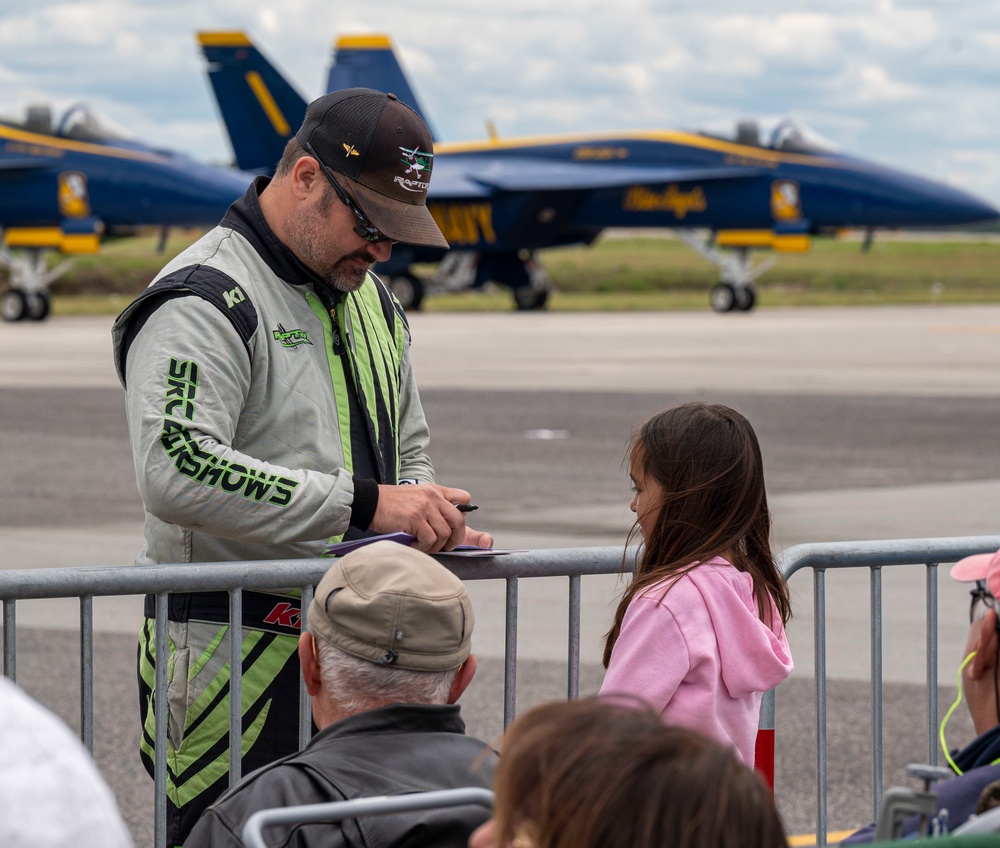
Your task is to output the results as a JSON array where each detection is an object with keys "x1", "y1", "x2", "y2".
[
  {"x1": 302, "y1": 141, "x2": 396, "y2": 244},
  {"x1": 969, "y1": 582, "x2": 1000, "y2": 625}
]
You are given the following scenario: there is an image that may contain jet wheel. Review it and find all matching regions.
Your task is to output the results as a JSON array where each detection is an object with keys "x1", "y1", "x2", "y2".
[
  {"x1": 1, "y1": 289, "x2": 28, "y2": 322},
  {"x1": 734, "y1": 286, "x2": 757, "y2": 312},
  {"x1": 27, "y1": 292, "x2": 51, "y2": 321},
  {"x1": 388, "y1": 273, "x2": 424, "y2": 311},
  {"x1": 710, "y1": 283, "x2": 737, "y2": 313},
  {"x1": 513, "y1": 286, "x2": 549, "y2": 311}
]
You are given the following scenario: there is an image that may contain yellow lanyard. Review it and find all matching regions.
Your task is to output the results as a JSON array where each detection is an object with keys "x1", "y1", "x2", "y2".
[{"x1": 940, "y1": 651, "x2": 981, "y2": 775}]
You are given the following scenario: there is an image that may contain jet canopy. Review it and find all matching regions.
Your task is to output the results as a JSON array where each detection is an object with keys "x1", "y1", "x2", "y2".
[
  {"x1": 694, "y1": 117, "x2": 841, "y2": 154},
  {"x1": 0, "y1": 102, "x2": 135, "y2": 143}
]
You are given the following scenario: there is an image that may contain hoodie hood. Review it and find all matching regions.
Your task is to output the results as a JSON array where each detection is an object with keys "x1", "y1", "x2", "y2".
[{"x1": 691, "y1": 560, "x2": 793, "y2": 698}]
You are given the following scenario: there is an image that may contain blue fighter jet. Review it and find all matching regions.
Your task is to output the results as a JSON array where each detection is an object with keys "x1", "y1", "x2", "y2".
[
  {"x1": 0, "y1": 101, "x2": 254, "y2": 320},
  {"x1": 198, "y1": 31, "x2": 999, "y2": 312}
]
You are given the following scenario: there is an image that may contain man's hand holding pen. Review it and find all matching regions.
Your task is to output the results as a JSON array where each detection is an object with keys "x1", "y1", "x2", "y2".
[{"x1": 373, "y1": 483, "x2": 493, "y2": 553}]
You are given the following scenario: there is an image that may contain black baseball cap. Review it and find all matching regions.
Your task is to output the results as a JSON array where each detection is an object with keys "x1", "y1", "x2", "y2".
[{"x1": 295, "y1": 88, "x2": 448, "y2": 249}]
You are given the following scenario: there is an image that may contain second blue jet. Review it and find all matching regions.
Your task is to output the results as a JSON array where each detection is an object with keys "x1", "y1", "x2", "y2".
[{"x1": 198, "y1": 32, "x2": 999, "y2": 312}]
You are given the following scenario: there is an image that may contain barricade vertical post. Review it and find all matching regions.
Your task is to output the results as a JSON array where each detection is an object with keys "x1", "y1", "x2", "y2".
[
  {"x1": 568, "y1": 575, "x2": 581, "y2": 700},
  {"x1": 870, "y1": 567, "x2": 884, "y2": 821},
  {"x1": 229, "y1": 589, "x2": 243, "y2": 785},
  {"x1": 154, "y1": 591, "x2": 169, "y2": 848},
  {"x1": 926, "y1": 563, "x2": 939, "y2": 766},
  {"x1": 757, "y1": 690, "x2": 776, "y2": 790},
  {"x1": 299, "y1": 584, "x2": 314, "y2": 751},
  {"x1": 815, "y1": 567, "x2": 828, "y2": 847},
  {"x1": 80, "y1": 595, "x2": 94, "y2": 754},
  {"x1": 3, "y1": 598, "x2": 15, "y2": 682},
  {"x1": 504, "y1": 577, "x2": 518, "y2": 728}
]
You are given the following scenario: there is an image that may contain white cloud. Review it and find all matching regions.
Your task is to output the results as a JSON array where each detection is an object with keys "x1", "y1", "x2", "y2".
[
  {"x1": 850, "y1": 63, "x2": 923, "y2": 104},
  {"x1": 0, "y1": 0, "x2": 997, "y2": 209}
]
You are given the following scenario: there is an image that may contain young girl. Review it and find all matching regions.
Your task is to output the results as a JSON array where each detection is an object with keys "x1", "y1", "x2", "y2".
[{"x1": 600, "y1": 402, "x2": 793, "y2": 767}]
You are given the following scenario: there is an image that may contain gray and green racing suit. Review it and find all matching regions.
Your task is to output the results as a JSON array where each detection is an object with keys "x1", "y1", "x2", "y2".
[{"x1": 111, "y1": 177, "x2": 434, "y2": 845}]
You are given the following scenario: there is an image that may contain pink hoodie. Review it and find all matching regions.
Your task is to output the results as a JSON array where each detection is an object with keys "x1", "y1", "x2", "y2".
[{"x1": 599, "y1": 557, "x2": 792, "y2": 766}]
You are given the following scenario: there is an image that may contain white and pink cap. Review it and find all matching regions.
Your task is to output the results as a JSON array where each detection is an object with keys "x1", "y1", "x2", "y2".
[{"x1": 950, "y1": 548, "x2": 1000, "y2": 599}]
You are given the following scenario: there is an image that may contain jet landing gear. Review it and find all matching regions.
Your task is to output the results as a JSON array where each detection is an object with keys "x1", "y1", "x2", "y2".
[
  {"x1": 709, "y1": 282, "x2": 756, "y2": 313},
  {"x1": 0, "y1": 248, "x2": 70, "y2": 322},
  {"x1": 511, "y1": 257, "x2": 551, "y2": 311},
  {"x1": 0, "y1": 289, "x2": 50, "y2": 322},
  {"x1": 382, "y1": 249, "x2": 552, "y2": 312},
  {"x1": 676, "y1": 232, "x2": 774, "y2": 313}
]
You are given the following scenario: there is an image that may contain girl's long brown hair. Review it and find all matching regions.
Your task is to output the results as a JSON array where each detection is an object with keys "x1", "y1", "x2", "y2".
[{"x1": 603, "y1": 402, "x2": 791, "y2": 667}]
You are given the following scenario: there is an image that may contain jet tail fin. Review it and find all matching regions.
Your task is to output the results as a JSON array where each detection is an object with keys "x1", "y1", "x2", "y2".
[
  {"x1": 197, "y1": 31, "x2": 308, "y2": 175},
  {"x1": 326, "y1": 34, "x2": 438, "y2": 142}
]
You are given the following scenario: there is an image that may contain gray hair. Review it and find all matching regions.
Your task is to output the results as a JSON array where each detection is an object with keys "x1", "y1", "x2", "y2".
[{"x1": 314, "y1": 636, "x2": 457, "y2": 714}]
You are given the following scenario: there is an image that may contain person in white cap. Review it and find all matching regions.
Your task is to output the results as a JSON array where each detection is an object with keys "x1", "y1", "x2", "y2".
[
  {"x1": 949, "y1": 546, "x2": 1000, "y2": 767},
  {"x1": 0, "y1": 676, "x2": 133, "y2": 848},
  {"x1": 842, "y1": 546, "x2": 1000, "y2": 844},
  {"x1": 183, "y1": 541, "x2": 494, "y2": 848}
]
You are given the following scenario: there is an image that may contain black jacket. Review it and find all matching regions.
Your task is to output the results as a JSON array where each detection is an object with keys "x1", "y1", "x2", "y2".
[
  {"x1": 183, "y1": 703, "x2": 496, "y2": 848},
  {"x1": 842, "y1": 726, "x2": 1000, "y2": 844}
]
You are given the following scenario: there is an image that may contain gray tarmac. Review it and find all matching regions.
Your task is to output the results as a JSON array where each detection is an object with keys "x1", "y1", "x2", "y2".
[{"x1": 2, "y1": 306, "x2": 999, "y2": 843}]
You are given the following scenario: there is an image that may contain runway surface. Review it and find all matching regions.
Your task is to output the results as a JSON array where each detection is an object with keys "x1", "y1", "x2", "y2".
[{"x1": 1, "y1": 306, "x2": 999, "y2": 842}]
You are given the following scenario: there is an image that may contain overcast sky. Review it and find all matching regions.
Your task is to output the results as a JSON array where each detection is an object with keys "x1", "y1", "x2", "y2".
[{"x1": 2, "y1": 0, "x2": 999, "y2": 209}]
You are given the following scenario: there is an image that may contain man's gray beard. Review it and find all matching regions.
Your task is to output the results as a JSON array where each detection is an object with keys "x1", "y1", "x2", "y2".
[
  {"x1": 286, "y1": 213, "x2": 375, "y2": 293},
  {"x1": 322, "y1": 256, "x2": 371, "y2": 293}
]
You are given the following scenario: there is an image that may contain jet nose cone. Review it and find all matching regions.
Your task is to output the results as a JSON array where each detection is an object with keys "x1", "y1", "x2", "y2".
[
  {"x1": 841, "y1": 161, "x2": 1000, "y2": 229},
  {"x1": 901, "y1": 175, "x2": 999, "y2": 227},
  {"x1": 959, "y1": 194, "x2": 1000, "y2": 224}
]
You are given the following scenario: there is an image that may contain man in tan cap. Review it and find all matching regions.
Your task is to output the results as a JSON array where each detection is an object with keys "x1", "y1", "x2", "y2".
[
  {"x1": 184, "y1": 541, "x2": 494, "y2": 848},
  {"x1": 113, "y1": 87, "x2": 491, "y2": 844}
]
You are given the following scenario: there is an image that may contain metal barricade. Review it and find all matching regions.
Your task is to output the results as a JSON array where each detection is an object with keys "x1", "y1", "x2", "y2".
[
  {"x1": 5, "y1": 536, "x2": 1000, "y2": 848},
  {"x1": 0, "y1": 546, "x2": 623, "y2": 848},
  {"x1": 777, "y1": 535, "x2": 1000, "y2": 846}
]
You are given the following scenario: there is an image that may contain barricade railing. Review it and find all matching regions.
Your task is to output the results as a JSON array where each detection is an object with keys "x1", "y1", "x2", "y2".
[
  {"x1": 242, "y1": 788, "x2": 495, "y2": 848},
  {"x1": 4, "y1": 536, "x2": 999, "y2": 848},
  {"x1": 777, "y1": 535, "x2": 1000, "y2": 846},
  {"x1": 0, "y1": 546, "x2": 624, "y2": 848}
]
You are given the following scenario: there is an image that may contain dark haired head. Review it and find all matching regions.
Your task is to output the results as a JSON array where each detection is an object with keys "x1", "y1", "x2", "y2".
[
  {"x1": 604, "y1": 402, "x2": 791, "y2": 666},
  {"x1": 484, "y1": 697, "x2": 787, "y2": 848}
]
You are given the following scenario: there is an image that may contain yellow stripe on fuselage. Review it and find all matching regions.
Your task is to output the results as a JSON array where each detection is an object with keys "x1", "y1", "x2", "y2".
[
  {"x1": 245, "y1": 72, "x2": 291, "y2": 136},
  {"x1": 4, "y1": 227, "x2": 65, "y2": 248},
  {"x1": 59, "y1": 232, "x2": 101, "y2": 253},
  {"x1": 0, "y1": 124, "x2": 168, "y2": 164},
  {"x1": 716, "y1": 230, "x2": 811, "y2": 252},
  {"x1": 3, "y1": 227, "x2": 100, "y2": 254},
  {"x1": 436, "y1": 130, "x2": 848, "y2": 170}
]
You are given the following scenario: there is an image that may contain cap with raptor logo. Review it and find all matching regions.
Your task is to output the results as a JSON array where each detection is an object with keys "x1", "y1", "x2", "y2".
[{"x1": 295, "y1": 87, "x2": 448, "y2": 249}]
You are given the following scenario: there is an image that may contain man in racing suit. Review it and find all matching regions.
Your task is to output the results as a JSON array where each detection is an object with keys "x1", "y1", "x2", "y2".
[
  {"x1": 111, "y1": 88, "x2": 492, "y2": 846},
  {"x1": 183, "y1": 542, "x2": 495, "y2": 848}
]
